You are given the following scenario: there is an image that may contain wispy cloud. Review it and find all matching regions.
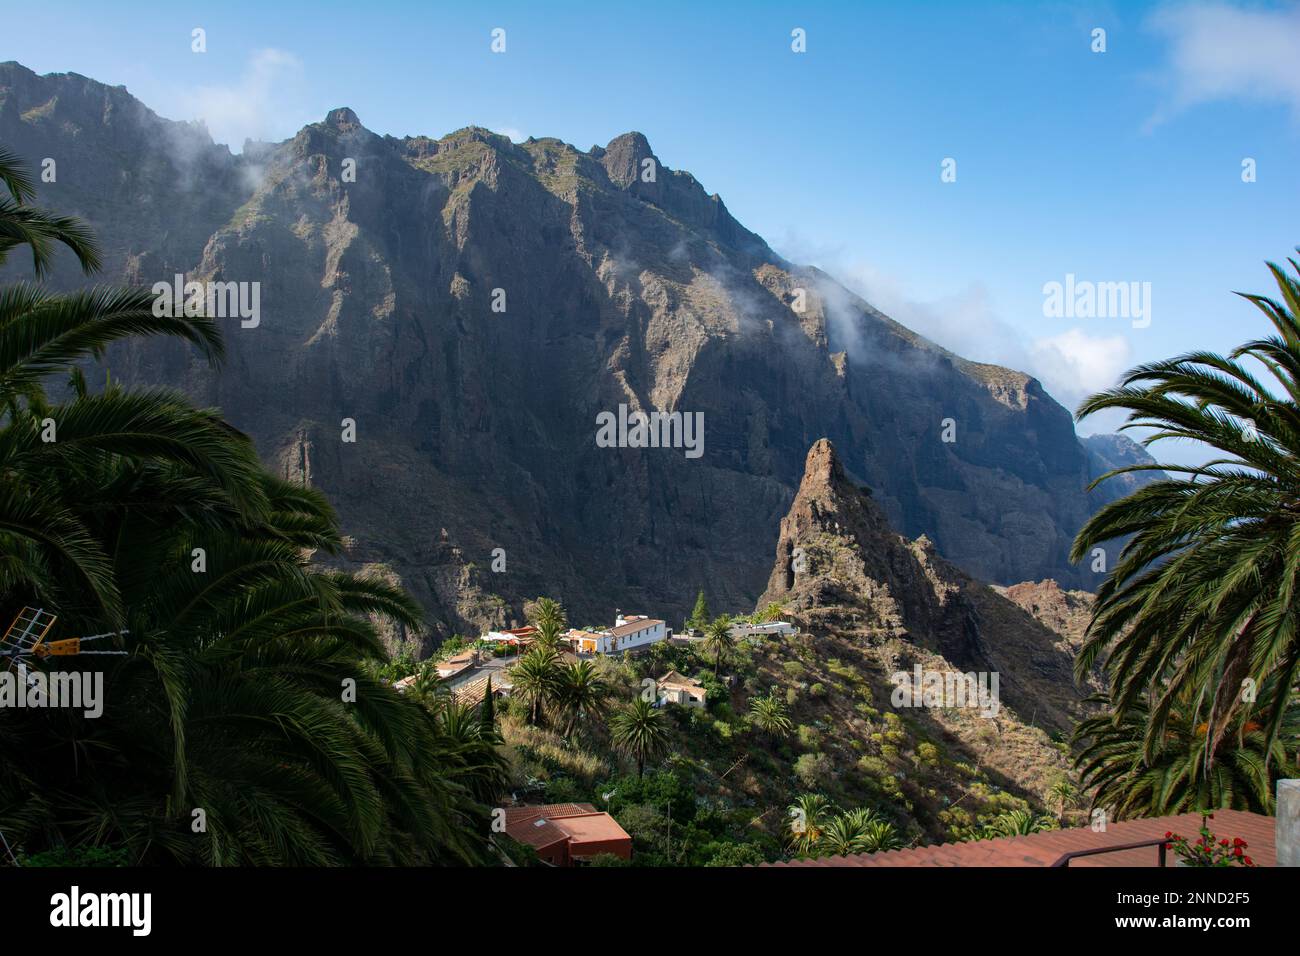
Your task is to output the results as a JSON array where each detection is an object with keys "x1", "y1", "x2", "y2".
[
  {"x1": 182, "y1": 48, "x2": 309, "y2": 150},
  {"x1": 1146, "y1": 1, "x2": 1300, "y2": 127},
  {"x1": 773, "y1": 236, "x2": 1136, "y2": 424},
  {"x1": 1028, "y1": 329, "x2": 1133, "y2": 413}
]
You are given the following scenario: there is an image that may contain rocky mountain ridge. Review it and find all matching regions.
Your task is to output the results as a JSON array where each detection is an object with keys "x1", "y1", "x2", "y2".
[{"x1": 0, "y1": 61, "x2": 1155, "y2": 648}]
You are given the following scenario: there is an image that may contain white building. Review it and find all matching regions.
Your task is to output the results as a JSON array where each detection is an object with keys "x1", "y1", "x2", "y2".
[
  {"x1": 728, "y1": 621, "x2": 798, "y2": 639},
  {"x1": 656, "y1": 671, "x2": 707, "y2": 709},
  {"x1": 567, "y1": 613, "x2": 667, "y2": 655}
]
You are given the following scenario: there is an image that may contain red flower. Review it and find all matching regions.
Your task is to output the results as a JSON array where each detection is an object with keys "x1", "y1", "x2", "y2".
[
  {"x1": 1244, "y1": 856, "x2": 1254, "y2": 866},
  {"x1": 1165, "y1": 831, "x2": 1173, "y2": 838}
]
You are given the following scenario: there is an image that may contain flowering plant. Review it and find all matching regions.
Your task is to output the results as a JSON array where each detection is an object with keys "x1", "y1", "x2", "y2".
[{"x1": 1165, "y1": 814, "x2": 1255, "y2": 867}]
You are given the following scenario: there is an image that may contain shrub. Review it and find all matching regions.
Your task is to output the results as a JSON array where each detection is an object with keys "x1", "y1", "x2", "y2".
[
  {"x1": 793, "y1": 753, "x2": 833, "y2": 789},
  {"x1": 704, "y1": 842, "x2": 767, "y2": 867}
]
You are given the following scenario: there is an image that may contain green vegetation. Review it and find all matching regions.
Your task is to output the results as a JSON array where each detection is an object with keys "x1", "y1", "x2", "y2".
[
  {"x1": 0, "y1": 151, "x2": 505, "y2": 864},
  {"x1": 1071, "y1": 252, "x2": 1300, "y2": 818},
  {"x1": 609, "y1": 698, "x2": 669, "y2": 779},
  {"x1": 687, "y1": 590, "x2": 710, "y2": 631},
  {"x1": 703, "y1": 614, "x2": 734, "y2": 677}
]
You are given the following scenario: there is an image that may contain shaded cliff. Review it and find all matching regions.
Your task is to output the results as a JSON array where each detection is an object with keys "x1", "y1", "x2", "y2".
[{"x1": 1, "y1": 62, "x2": 1149, "y2": 646}]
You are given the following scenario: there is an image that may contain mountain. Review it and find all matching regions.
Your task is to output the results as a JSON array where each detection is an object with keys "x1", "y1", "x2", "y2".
[
  {"x1": 760, "y1": 439, "x2": 1084, "y2": 733},
  {"x1": 0, "y1": 62, "x2": 1156, "y2": 648},
  {"x1": 496, "y1": 439, "x2": 1090, "y2": 859}
]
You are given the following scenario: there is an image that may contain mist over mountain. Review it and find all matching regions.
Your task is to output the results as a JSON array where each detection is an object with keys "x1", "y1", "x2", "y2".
[{"x1": 0, "y1": 62, "x2": 1157, "y2": 648}]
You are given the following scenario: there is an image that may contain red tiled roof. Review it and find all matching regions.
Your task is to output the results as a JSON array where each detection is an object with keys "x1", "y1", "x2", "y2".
[
  {"x1": 502, "y1": 804, "x2": 631, "y2": 854},
  {"x1": 609, "y1": 618, "x2": 664, "y2": 638},
  {"x1": 765, "y1": 809, "x2": 1276, "y2": 867}
]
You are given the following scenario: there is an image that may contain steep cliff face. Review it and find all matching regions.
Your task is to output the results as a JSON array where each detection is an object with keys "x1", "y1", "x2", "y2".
[
  {"x1": 761, "y1": 439, "x2": 1084, "y2": 732},
  {"x1": 0, "y1": 62, "x2": 1146, "y2": 646}
]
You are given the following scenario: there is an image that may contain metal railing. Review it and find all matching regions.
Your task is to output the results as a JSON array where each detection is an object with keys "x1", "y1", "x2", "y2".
[{"x1": 1051, "y1": 837, "x2": 1169, "y2": 867}]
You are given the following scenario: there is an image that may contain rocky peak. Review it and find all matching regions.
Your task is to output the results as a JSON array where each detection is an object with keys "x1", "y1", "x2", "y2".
[
  {"x1": 324, "y1": 107, "x2": 362, "y2": 132},
  {"x1": 762, "y1": 439, "x2": 1083, "y2": 731},
  {"x1": 598, "y1": 131, "x2": 656, "y2": 188},
  {"x1": 798, "y1": 437, "x2": 854, "y2": 495}
]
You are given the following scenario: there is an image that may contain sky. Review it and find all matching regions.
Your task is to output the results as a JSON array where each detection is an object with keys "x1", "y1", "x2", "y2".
[{"x1": 6, "y1": 0, "x2": 1300, "y2": 453}]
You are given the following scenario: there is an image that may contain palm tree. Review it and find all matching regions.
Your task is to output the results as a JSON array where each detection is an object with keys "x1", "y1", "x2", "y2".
[
  {"x1": 1071, "y1": 254, "x2": 1300, "y2": 766},
  {"x1": 553, "y1": 659, "x2": 610, "y2": 736},
  {"x1": 609, "y1": 697, "x2": 669, "y2": 779},
  {"x1": 511, "y1": 647, "x2": 560, "y2": 726},
  {"x1": 0, "y1": 144, "x2": 100, "y2": 276},
  {"x1": 0, "y1": 151, "x2": 507, "y2": 865},
  {"x1": 704, "y1": 614, "x2": 735, "y2": 677},
  {"x1": 1048, "y1": 779, "x2": 1078, "y2": 815},
  {"x1": 980, "y1": 809, "x2": 1057, "y2": 840},
  {"x1": 528, "y1": 596, "x2": 567, "y2": 650},
  {"x1": 785, "y1": 793, "x2": 835, "y2": 858},
  {"x1": 0, "y1": 463, "x2": 503, "y2": 863},
  {"x1": 1072, "y1": 685, "x2": 1298, "y2": 819},
  {"x1": 749, "y1": 692, "x2": 793, "y2": 738}
]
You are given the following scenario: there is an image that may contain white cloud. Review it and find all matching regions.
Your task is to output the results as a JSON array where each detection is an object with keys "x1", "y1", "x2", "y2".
[
  {"x1": 1028, "y1": 328, "x2": 1133, "y2": 412},
  {"x1": 838, "y1": 263, "x2": 1035, "y2": 371},
  {"x1": 490, "y1": 126, "x2": 527, "y2": 142},
  {"x1": 774, "y1": 234, "x2": 1141, "y2": 418},
  {"x1": 183, "y1": 49, "x2": 309, "y2": 150},
  {"x1": 1147, "y1": 1, "x2": 1300, "y2": 125}
]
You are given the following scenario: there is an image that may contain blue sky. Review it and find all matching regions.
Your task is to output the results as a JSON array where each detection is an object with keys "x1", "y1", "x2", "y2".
[{"x1": 7, "y1": 0, "x2": 1300, "y2": 452}]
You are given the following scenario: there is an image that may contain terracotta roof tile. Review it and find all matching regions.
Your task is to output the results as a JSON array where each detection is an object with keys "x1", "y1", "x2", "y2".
[{"x1": 767, "y1": 810, "x2": 1275, "y2": 867}]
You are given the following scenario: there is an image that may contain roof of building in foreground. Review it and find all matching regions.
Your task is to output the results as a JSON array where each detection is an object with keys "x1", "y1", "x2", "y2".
[
  {"x1": 502, "y1": 803, "x2": 631, "y2": 852},
  {"x1": 764, "y1": 809, "x2": 1276, "y2": 867}
]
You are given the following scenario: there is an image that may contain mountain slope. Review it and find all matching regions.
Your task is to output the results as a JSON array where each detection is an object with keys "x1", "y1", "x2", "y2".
[
  {"x1": 761, "y1": 439, "x2": 1085, "y2": 733},
  {"x1": 0, "y1": 61, "x2": 1148, "y2": 644}
]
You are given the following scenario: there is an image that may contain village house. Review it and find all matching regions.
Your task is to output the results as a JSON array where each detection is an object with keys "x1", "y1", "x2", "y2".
[
  {"x1": 501, "y1": 804, "x2": 633, "y2": 866},
  {"x1": 656, "y1": 670, "x2": 707, "y2": 709},
  {"x1": 566, "y1": 612, "x2": 668, "y2": 656},
  {"x1": 482, "y1": 625, "x2": 538, "y2": 649},
  {"x1": 435, "y1": 649, "x2": 478, "y2": 679},
  {"x1": 729, "y1": 621, "x2": 798, "y2": 639}
]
